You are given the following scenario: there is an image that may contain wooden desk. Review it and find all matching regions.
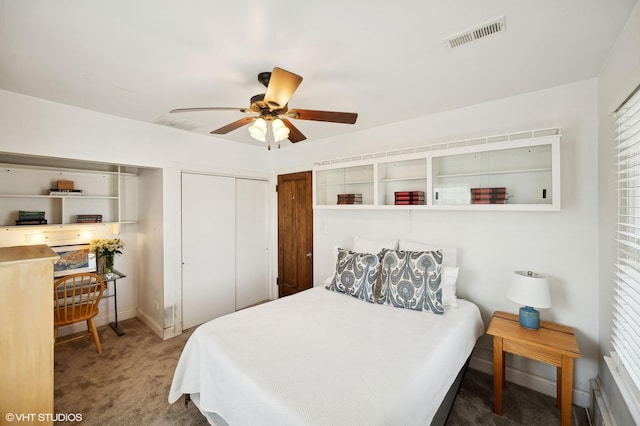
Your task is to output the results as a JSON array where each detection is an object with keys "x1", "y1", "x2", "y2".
[
  {"x1": 0, "y1": 245, "x2": 59, "y2": 425},
  {"x1": 486, "y1": 311, "x2": 580, "y2": 426}
]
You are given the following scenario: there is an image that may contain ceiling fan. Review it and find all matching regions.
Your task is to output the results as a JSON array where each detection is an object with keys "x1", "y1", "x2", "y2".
[{"x1": 170, "y1": 67, "x2": 358, "y2": 149}]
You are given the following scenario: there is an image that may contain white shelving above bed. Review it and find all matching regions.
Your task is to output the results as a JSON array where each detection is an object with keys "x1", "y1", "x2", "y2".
[{"x1": 313, "y1": 128, "x2": 561, "y2": 211}]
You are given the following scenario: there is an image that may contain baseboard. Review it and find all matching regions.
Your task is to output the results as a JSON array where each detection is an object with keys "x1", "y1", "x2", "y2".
[
  {"x1": 591, "y1": 377, "x2": 614, "y2": 426},
  {"x1": 470, "y1": 355, "x2": 591, "y2": 408},
  {"x1": 136, "y1": 308, "x2": 165, "y2": 338}
]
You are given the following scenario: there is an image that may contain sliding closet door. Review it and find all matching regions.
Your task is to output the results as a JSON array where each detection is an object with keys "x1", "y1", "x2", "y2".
[
  {"x1": 235, "y1": 178, "x2": 269, "y2": 309},
  {"x1": 182, "y1": 173, "x2": 236, "y2": 329}
]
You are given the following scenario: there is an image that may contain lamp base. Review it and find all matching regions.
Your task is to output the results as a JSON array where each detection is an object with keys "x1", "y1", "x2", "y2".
[{"x1": 518, "y1": 306, "x2": 540, "y2": 330}]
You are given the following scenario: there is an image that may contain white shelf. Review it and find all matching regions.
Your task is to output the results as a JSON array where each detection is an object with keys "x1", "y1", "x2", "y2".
[
  {"x1": 317, "y1": 179, "x2": 374, "y2": 186},
  {"x1": 0, "y1": 160, "x2": 138, "y2": 228},
  {"x1": 313, "y1": 132, "x2": 560, "y2": 211},
  {"x1": 379, "y1": 176, "x2": 428, "y2": 182},
  {"x1": 0, "y1": 194, "x2": 119, "y2": 199},
  {"x1": 436, "y1": 167, "x2": 552, "y2": 179},
  {"x1": 1, "y1": 221, "x2": 121, "y2": 231}
]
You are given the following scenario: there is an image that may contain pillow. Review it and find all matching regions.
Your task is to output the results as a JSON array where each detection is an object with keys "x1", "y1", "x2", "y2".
[
  {"x1": 441, "y1": 266, "x2": 459, "y2": 308},
  {"x1": 352, "y1": 236, "x2": 398, "y2": 255},
  {"x1": 398, "y1": 240, "x2": 459, "y2": 308},
  {"x1": 378, "y1": 249, "x2": 444, "y2": 314},
  {"x1": 398, "y1": 240, "x2": 457, "y2": 267},
  {"x1": 326, "y1": 248, "x2": 380, "y2": 303},
  {"x1": 321, "y1": 245, "x2": 341, "y2": 285}
]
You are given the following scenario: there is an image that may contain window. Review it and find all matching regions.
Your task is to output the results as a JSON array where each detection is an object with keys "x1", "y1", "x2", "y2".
[{"x1": 613, "y1": 86, "x2": 640, "y2": 406}]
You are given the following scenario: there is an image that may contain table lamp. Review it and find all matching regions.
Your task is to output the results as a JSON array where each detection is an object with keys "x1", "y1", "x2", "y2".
[{"x1": 507, "y1": 270, "x2": 551, "y2": 330}]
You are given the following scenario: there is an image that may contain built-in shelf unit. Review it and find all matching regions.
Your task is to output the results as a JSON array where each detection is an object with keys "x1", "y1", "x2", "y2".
[
  {"x1": 313, "y1": 128, "x2": 561, "y2": 211},
  {"x1": 0, "y1": 157, "x2": 138, "y2": 230}
]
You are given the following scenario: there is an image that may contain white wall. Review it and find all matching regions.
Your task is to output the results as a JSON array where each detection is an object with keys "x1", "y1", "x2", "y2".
[
  {"x1": 135, "y1": 168, "x2": 164, "y2": 335},
  {"x1": 0, "y1": 89, "x2": 272, "y2": 338},
  {"x1": 597, "y1": 1, "x2": 640, "y2": 424},
  {"x1": 276, "y1": 79, "x2": 600, "y2": 406}
]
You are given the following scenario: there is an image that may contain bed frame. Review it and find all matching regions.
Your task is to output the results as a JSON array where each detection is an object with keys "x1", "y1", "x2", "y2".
[
  {"x1": 184, "y1": 355, "x2": 471, "y2": 426},
  {"x1": 431, "y1": 355, "x2": 471, "y2": 425}
]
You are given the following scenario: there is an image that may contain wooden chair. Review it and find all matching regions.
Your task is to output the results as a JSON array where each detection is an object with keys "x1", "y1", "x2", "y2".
[{"x1": 53, "y1": 272, "x2": 105, "y2": 353}]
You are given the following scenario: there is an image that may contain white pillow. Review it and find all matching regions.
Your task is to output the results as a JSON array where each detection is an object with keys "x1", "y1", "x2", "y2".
[
  {"x1": 398, "y1": 240, "x2": 459, "y2": 308},
  {"x1": 398, "y1": 240, "x2": 457, "y2": 267},
  {"x1": 352, "y1": 236, "x2": 398, "y2": 255},
  {"x1": 441, "y1": 266, "x2": 459, "y2": 308},
  {"x1": 322, "y1": 245, "x2": 341, "y2": 285}
]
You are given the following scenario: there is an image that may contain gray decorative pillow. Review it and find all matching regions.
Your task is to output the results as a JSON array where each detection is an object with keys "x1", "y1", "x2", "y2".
[
  {"x1": 326, "y1": 248, "x2": 380, "y2": 303},
  {"x1": 378, "y1": 249, "x2": 444, "y2": 314}
]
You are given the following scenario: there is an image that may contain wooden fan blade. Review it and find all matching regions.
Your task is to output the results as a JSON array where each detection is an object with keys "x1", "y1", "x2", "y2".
[
  {"x1": 264, "y1": 67, "x2": 303, "y2": 110},
  {"x1": 281, "y1": 119, "x2": 307, "y2": 143},
  {"x1": 210, "y1": 117, "x2": 256, "y2": 134},
  {"x1": 171, "y1": 107, "x2": 249, "y2": 113},
  {"x1": 287, "y1": 109, "x2": 358, "y2": 124}
]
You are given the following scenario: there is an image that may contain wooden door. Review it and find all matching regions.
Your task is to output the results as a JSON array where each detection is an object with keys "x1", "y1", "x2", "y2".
[
  {"x1": 181, "y1": 173, "x2": 236, "y2": 329},
  {"x1": 278, "y1": 171, "x2": 313, "y2": 297},
  {"x1": 235, "y1": 178, "x2": 269, "y2": 309}
]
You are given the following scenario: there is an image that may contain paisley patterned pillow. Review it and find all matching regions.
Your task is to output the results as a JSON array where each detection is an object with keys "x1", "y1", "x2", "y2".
[
  {"x1": 326, "y1": 248, "x2": 380, "y2": 303},
  {"x1": 378, "y1": 249, "x2": 444, "y2": 314}
]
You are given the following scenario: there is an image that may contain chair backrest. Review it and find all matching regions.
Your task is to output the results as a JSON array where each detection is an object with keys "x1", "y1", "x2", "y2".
[{"x1": 54, "y1": 273, "x2": 105, "y2": 325}]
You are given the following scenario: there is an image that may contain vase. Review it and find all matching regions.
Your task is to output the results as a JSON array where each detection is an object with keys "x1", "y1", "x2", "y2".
[{"x1": 104, "y1": 254, "x2": 114, "y2": 278}]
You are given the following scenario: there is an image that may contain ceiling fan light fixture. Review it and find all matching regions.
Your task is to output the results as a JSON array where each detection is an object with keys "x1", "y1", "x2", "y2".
[
  {"x1": 171, "y1": 67, "x2": 358, "y2": 146},
  {"x1": 272, "y1": 118, "x2": 290, "y2": 142},
  {"x1": 248, "y1": 117, "x2": 267, "y2": 142}
]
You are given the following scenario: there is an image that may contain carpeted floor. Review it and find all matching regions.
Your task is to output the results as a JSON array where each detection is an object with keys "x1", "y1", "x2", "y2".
[{"x1": 53, "y1": 317, "x2": 590, "y2": 425}]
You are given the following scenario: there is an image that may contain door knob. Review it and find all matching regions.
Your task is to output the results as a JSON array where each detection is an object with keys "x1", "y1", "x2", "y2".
[{"x1": 306, "y1": 252, "x2": 313, "y2": 258}]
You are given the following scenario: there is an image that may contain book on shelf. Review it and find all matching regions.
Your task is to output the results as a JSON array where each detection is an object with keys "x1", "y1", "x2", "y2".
[
  {"x1": 18, "y1": 210, "x2": 46, "y2": 220},
  {"x1": 471, "y1": 199, "x2": 506, "y2": 204},
  {"x1": 337, "y1": 193, "x2": 363, "y2": 203},
  {"x1": 470, "y1": 187, "x2": 506, "y2": 194},
  {"x1": 394, "y1": 200, "x2": 425, "y2": 205},
  {"x1": 395, "y1": 195, "x2": 424, "y2": 201},
  {"x1": 471, "y1": 197, "x2": 507, "y2": 204},
  {"x1": 76, "y1": 214, "x2": 103, "y2": 223},
  {"x1": 49, "y1": 189, "x2": 83, "y2": 196},
  {"x1": 15, "y1": 219, "x2": 48, "y2": 225},
  {"x1": 393, "y1": 191, "x2": 424, "y2": 197}
]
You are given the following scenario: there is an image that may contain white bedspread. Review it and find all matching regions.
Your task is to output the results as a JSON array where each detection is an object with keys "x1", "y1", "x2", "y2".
[{"x1": 169, "y1": 286, "x2": 484, "y2": 426}]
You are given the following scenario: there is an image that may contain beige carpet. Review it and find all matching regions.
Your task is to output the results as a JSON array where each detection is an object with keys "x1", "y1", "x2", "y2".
[
  {"x1": 54, "y1": 318, "x2": 205, "y2": 425},
  {"x1": 54, "y1": 317, "x2": 589, "y2": 425}
]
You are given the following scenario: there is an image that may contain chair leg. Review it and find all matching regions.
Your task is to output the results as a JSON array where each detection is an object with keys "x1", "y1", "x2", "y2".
[{"x1": 88, "y1": 318, "x2": 102, "y2": 354}]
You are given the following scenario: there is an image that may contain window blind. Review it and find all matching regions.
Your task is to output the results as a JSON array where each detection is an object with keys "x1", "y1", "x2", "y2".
[{"x1": 614, "y1": 86, "x2": 640, "y2": 394}]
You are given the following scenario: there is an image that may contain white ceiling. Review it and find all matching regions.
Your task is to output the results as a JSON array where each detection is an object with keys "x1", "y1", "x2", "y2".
[{"x1": 0, "y1": 1, "x2": 637, "y2": 148}]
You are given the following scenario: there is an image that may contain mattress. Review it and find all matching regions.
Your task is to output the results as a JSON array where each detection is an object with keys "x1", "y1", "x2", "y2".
[{"x1": 169, "y1": 286, "x2": 484, "y2": 425}]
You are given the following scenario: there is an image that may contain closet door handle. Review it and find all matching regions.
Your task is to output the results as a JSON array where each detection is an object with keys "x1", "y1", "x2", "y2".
[{"x1": 305, "y1": 252, "x2": 313, "y2": 258}]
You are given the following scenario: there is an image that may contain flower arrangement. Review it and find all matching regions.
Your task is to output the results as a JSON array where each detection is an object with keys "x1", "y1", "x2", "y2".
[{"x1": 90, "y1": 238, "x2": 124, "y2": 258}]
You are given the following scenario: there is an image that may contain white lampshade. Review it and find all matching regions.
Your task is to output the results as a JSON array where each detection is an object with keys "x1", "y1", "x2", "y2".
[
  {"x1": 507, "y1": 270, "x2": 551, "y2": 308},
  {"x1": 248, "y1": 118, "x2": 267, "y2": 142},
  {"x1": 271, "y1": 118, "x2": 290, "y2": 142}
]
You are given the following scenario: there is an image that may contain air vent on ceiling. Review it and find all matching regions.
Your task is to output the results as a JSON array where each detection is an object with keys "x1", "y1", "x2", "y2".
[{"x1": 443, "y1": 16, "x2": 506, "y2": 49}]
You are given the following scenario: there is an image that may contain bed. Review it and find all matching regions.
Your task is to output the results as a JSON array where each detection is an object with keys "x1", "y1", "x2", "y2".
[{"x1": 169, "y1": 239, "x2": 484, "y2": 425}]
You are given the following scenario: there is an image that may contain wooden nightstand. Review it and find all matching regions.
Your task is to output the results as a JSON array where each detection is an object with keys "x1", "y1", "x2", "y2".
[{"x1": 486, "y1": 311, "x2": 580, "y2": 426}]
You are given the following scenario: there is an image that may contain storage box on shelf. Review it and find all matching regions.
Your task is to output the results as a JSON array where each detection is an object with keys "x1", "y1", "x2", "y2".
[
  {"x1": 0, "y1": 161, "x2": 138, "y2": 229},
  {"x1": 313, "y1": 129, "x2": 560, "y2": 211}
]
